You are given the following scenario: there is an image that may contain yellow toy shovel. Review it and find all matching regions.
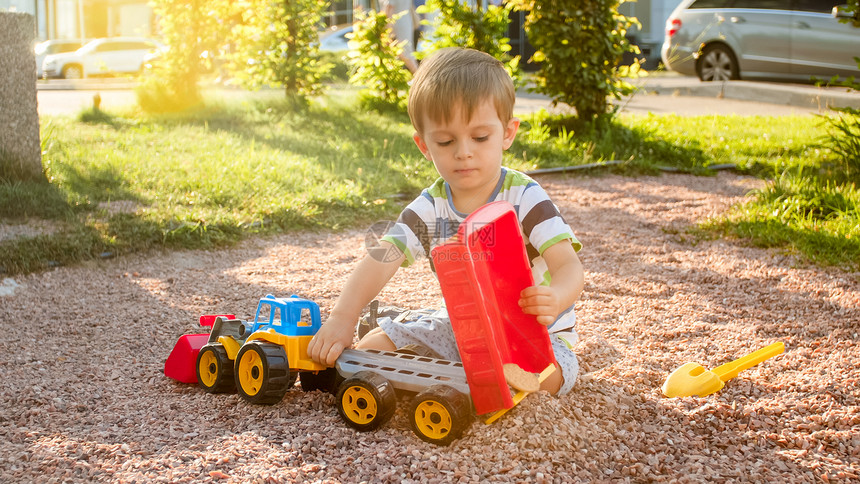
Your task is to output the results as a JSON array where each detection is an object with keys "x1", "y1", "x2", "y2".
[{"x1": 662, "y1": 342, "x2": 784, "y2": 398}]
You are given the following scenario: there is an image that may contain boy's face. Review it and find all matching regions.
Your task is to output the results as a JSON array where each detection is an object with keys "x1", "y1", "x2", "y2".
[{"x1": 413, "y1": 99, "x2": 519, "y2": 212}]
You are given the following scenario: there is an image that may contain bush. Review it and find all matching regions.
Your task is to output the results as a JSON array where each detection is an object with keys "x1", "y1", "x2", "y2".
[
  {"x1": 229, "y1": 0, "x2": 331, "y2": 100},
  {"x1": 816, "y1": 0, "x2": 860, "y2": 182},
  {"x1": 144, "y1": 0, "x2": 232, "y2": 112},
  {"x1": 319, "y1": 51, "x2": 351, "y2": 83},
  {"x1": 417, "y1": 0, "x2": 521, "y2": 84},
  {"x1": 510, "y1": 0, "x2": 642, "y2": 121},
  {"x1": 820, "y1": 108, "x2": 860, "y2": 181},
  {"x1": 347, "y1": 9, "x2": 412, "y2": 110},
  {"x1": 817, "y1": 0, "x2": 860, "y2": 183},
  {"x1": 136, "y1": 76, "x2": 206, "y2": 114}
]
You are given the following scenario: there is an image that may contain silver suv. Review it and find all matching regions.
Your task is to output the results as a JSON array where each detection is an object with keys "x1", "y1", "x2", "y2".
[{"x1": 662, "y1": 0, "x2": 860, "y2": 81}]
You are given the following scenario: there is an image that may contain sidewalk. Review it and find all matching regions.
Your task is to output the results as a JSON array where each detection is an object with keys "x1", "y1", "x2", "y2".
[
  {"x1": 512, "y1": 72, "x2": 860, "y2": 116},
  {"x1": 37, "y1": 73, "x2": 860, "y2": 116},
  {"x1": 630, "y1": 73, "x2": 860, "y2": 111}
]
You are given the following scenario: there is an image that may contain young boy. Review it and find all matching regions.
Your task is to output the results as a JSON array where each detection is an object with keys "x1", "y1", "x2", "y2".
[{"x1": 308, "y1": 47, "x2": 584, "y2": 395}]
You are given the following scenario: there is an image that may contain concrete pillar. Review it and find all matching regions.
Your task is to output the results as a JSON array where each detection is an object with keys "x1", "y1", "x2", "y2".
[{"x1": 0, "y1": 12, "x2": 43, "y2": 182}]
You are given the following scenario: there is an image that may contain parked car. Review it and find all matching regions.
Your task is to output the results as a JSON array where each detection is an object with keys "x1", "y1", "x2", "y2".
[
  {"x1": 34, "y1": 39, "x2": 83, "y2": 78},
  {"x1": 42, "y1": 37, "x2": 164, "y2": 79},
  {"x1": 318, "y1": 24, "x2": 430, "y2": 53},
  {"x1": 319, "y1": 25, "x2": 353, "y2": 52},
  {"x1": 662, "y1": 0, "x2": 860, "y2": 82}
]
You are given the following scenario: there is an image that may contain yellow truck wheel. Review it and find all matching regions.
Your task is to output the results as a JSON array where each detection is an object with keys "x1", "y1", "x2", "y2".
[
  {"x1": 235, "y1": 342, "x2": 292, "y2": 405},
  {"x1": 408, "y1": 385, "x2": 472, "y2": 446},
  {"x1": 196, "y1": 344, "x2": 235, "y2": 393},
  {"x1": 336, "y1": 371, "x2": 396, "y2": 431}
]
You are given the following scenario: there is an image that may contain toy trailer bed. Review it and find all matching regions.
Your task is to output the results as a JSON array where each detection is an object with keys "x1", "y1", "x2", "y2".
[
  {"x1": 432, "y1": 201, "x2": 557, "y2": 416},
  {"x1": 333, "y1": 348, "x2": 475, "y2": 445}
]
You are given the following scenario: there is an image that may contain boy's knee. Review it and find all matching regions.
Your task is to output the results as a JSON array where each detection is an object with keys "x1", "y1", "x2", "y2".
[{"x1": 356, "y1": 329, "x2": 397, "y2": 352}]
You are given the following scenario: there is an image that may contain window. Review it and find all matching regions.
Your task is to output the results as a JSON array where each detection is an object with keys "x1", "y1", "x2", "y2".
[
  {"x1": 793, "y1": 0, "x2": 842, "y2": 13},
  {"x1": 298, "y1": 308, "x2": 313, "y2": 327},
  {"x1": 57, "y1": 43, "x2": 81, "y2": 53},
  {"x1": 256, "y1": 303, "x2": 271, "y2": 325},
  {"x1": 92, "y1": 41, "x2": 153, "y2": 52},
  {"x1": 42, "y1": 42, "x2": 80, "y2": 54},
  {"x1": 122, "y1": 42, "x2": 155, "y2": 50},
  {"x1": 739, "y1": 0, "x2": 791, "y2": 10},
  {"x1": 689, "y1": 0, "x2": 735, "y2": 8}
]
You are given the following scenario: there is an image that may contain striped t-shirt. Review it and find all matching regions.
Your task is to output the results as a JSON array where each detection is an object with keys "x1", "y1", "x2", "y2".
[{"x1": 382, "y1": 167, "x2": 581, "y2": 333}]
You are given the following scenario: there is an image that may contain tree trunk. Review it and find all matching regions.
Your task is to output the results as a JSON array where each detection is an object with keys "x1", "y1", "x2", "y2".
[{"x1": 0, "y1": 12, "x2": 44, "y2": 182}]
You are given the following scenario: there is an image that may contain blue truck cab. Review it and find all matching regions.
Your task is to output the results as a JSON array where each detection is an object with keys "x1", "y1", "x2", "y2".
[{"x1": 251, "y1": 294, "x2": 322, "y2": 337}]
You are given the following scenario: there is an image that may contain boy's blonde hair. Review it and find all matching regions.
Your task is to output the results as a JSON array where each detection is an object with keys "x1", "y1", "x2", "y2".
[{"x1": 408, "y1": 48, "x2": 515, "y2": 135}]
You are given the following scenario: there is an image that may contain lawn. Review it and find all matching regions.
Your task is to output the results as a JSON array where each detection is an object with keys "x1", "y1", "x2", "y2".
[{"x1": 1, "y1": 93, "x2": 857, "y2": 274}]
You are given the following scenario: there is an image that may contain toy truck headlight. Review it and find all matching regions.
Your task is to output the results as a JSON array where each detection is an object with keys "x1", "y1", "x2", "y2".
[{"x1": 238, "y1": 321, "x2": 253, "y2": 337}]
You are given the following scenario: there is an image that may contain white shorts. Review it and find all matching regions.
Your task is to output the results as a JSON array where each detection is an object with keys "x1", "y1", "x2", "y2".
[{"x1": 378, "y1": 309, "x2": 580, "y2": 395}]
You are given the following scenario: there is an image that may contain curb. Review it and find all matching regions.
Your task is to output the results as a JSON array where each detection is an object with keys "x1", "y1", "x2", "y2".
[
  {"x1": 633, "y1": 78, "x2": 860, "y2": 110},
  {"x1": 37, "y1": 79, "x2": 137, "y2": 91}
]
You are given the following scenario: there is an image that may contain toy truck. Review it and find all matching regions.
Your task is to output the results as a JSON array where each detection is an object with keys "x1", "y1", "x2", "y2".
[
  {"x1": 193, "y1": 294, "x2": 335, "y2": 403},
  {"x1": 172, "y1": 293, "x2": 476, "y2": 445},
  {"x1": 165, "y1": 201, "x2": 557, "y2": 445}
]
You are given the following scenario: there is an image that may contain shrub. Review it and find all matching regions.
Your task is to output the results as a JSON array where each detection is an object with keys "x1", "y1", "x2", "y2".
[
  {"x1": 817, "y1": 0, "x2": 860, "y2": 182},
  {"x1": 347, "y1": 9, "x2": 412, "y2": 110},
  {"x1": 510, "y1": 0, "x2": 642, "y2": 121},
  {"x1": 142, "y1": 0, "x2": 232, "y2": 112},
  {"x1": 820, "y1": 109, "x2": 860, "y2": 181},
  {"x1": 228, "y1": 0, "x2": 331, "y2": 101},
  {"x1": 417, "y1": 0, "x2": 521, "y2": 84},
  {"x1": 319, "y1": 51, "x2": 350, "y2": 83}
]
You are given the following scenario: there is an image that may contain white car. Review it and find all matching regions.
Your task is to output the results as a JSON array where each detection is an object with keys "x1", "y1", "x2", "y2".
[
  {"x1": 319, "y1": 26, "x2": 353, "y2": 52},
  {"x1": 34, "y1": 39, "x2": 83, "y2": 78},
  {"x1": 42, "y1": 37, "x2": 164, "y2": 79}
]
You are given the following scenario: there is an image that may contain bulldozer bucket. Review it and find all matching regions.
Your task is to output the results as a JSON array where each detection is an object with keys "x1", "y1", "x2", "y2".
[
  {"x1": 164, "y1": 334, "x2": 210, "y2": 383},
  {"x1": 165, "y1": 314, "x2": 235, "y2": 383}
]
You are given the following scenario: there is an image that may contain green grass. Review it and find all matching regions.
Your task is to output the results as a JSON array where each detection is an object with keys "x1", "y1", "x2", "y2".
[
  {"x1": 1, "y1": 91, "x2": 858, "y2": 274},
  {"x1": 701, "y1": 172, "x2": 859, "y2": 268}
]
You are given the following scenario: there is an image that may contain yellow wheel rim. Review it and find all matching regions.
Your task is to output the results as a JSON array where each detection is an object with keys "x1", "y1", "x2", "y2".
[
  {"x1": 414, "y1": 400, "x2": 452, "y2": 440},
  {"x1": 238, "y1": 348, "x2": 264, "y2": 396},
  {"x1": 341, "y1": 386, "x2": 378, "y2": 425},
  {"x1": 198, "y1": 349, "x2": 218, "y2": 388}
]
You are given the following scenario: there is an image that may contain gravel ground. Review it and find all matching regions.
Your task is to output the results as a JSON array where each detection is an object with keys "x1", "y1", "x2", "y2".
[{"x1": 1, "y1": 172, "x2": 858, "y2": 483}]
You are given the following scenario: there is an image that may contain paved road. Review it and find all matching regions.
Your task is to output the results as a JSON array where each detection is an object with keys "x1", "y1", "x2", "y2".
[{"x1": 36, "y1": 74, "x2": 860, "y2": 117}]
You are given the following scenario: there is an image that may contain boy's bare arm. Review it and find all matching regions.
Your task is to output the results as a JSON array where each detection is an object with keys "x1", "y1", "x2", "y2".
[
  {"x1": 518, "y1": 242, "x2": 584, "y2": 326},
  {"x1": 307, "y1": 241, "x2": 405, "y2": 366}
]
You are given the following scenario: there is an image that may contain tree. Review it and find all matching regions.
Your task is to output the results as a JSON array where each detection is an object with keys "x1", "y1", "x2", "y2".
[
  {"x1": 510, "y1": 0, "x2": 641, "y2": 122},
  {"x1": 229, "y1": 0, "x2": 331, "y2": 102},
  {"x1": 140, "y1": 0, "x2": 233, "y2": 112},
  {"x1": 0, "y1": 12, "x2": 42, "y2": 182}
]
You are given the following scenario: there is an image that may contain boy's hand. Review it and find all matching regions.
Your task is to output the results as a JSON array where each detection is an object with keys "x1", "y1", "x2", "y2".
[
  {"x1": 521, "y1": 241, "x2": 584, "y2": 327},
  {"x1": 307, "y1": 245, "x2": 405, "y2": 367},
  {"x1": 308, "y1": 316, "x2": 355, "y2": 367},
  {"x1": 519, "y1": 285, "x2": 563, "y2": 326}
]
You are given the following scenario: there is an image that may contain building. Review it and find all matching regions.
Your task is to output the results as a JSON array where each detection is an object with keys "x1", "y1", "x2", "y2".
[
  {"x1": 4, "y1": 0, "x2": 675, "y2": 67},
  {"x1": 1, "y1": 0, "x2": 154, "y2": 42},
  {"x1": 619, "y1": 0, "x2": 684, "y2": 67}
]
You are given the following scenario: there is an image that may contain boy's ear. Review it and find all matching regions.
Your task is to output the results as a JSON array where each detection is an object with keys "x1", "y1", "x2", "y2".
[
  {"x1": 503, "y1": 118, "x2": 520, "y2": 150},
  {"x1": 413, "y1": 132, "x2": 432, "y2": 160}
]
